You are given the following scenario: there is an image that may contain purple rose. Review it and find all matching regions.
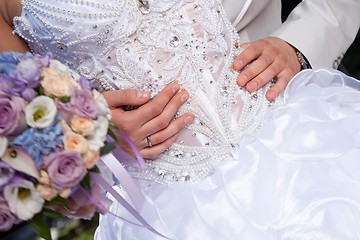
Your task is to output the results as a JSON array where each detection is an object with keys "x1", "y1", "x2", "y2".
[
  {"x1": 43, "y1": 151, "x2": 87, "y2": 190},
  {"x1": 0, "y1": 198, "x2": 20, "y2": 231},
  {"x1": 71, "y1": 89, "x2": 98, "y2": 119},
  {"x1": 0, "y1": 91, "x2": 27, "y2": 137},
  {"x1": 57, "y1": 89, "x2": 98, "y2": 120}
]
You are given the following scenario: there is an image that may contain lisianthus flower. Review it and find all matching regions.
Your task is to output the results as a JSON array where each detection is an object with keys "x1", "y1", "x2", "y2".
[
  {"x1": 0, "y1": 136, "x2": 8, "y2": 157},
  {"x1": 78, "y1": 76, "x2": 93, "y2": 90},
  {"x1": 42, "y1": 151, "x2": 87, "y2": 190},
  {"x1": 25, "y1": 95, "x2": 57, "y2": 129},
  {"x1": 1, "y1": 147, "x2": 39, "y2": 179},
  {"x1": 0, "y1": 90, "x2": 27, "y2": 137},
  {"x1": 3, "y1": 179, "x2": 44, "y2": 220},
  {"x1": 0, "y1": 197, "x2": 20, "y2": 231},
  {"x1": 0, "y1": 161, "x2": 15, "y2": 188},
  {"x1": 3, "y1": 53, "x2": 50, "y2": 101},
  {"x1": 14, "y1": 57, "x2": 41, "y2": 88}
]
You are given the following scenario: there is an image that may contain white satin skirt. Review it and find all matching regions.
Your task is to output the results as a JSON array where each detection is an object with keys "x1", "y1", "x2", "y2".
[{"x1": 95, "y1": 69, "x2": 360, "y2": 240}]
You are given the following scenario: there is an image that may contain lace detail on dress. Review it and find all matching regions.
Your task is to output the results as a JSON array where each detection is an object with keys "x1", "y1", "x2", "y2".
[{"x1": 14, "y1": 0, "x2": 276, "y2": 184}]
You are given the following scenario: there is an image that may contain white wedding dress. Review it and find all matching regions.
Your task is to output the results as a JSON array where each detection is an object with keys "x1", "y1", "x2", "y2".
[{"x1": 14, "y1": 0, "x2": 360, "y2": 239}]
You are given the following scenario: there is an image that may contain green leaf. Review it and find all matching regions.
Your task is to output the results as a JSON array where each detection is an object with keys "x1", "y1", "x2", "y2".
[
  {"x1": 107, "y1": 127, "x2": 118, "y2": 143},
  {"x1": 37, "y1": 84, "x2": 45, "y2": 96},
  {"x1": 29, "y1": 212, "x2": 52, "y2": 240},
  {"x1": 59, "y1": 96, "x2": 71, "y2": 103},
  {"x1": 44, "y1": 195, "x2": 68, "y2": 206},
  {"x1": 80, "y1": 173, "x2": 91, "y2": 192},
  {"x1": 43, "y1": 208, "x2": 64, "y2": 219},
  {"x1": 100, "y1": 142, "x2": 116, "y2": 156}
]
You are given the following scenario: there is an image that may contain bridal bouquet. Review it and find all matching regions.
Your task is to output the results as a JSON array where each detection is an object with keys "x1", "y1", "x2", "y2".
[{"x1": 0, "y1": 52, "x2": 114, "y2": 239}]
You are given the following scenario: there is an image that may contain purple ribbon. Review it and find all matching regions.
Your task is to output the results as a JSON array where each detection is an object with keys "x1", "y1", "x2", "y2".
[
  {"x1": 97, "y1": 131, "x2": 170, "y2": 238},
  {"x1": 90, "y1": 173, "x2": 170, "y2": 239},
  {"x1": 100, "y1": 153, "x2": 145, "y2": 211}
]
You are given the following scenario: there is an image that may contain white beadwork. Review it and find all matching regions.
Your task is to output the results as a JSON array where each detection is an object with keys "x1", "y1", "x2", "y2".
[{"x1": 14, "y1": 0, "x2": 277, "y2": 184}]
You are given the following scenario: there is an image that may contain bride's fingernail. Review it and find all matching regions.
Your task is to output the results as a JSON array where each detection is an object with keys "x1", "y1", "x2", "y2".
[
  {"x1": 137, "y1": 91, "x2": 149, "y2": 98},
  {"x1": 184, "y1": 116, "x2": 194, "y2": 125},
  {"x1": 248, "y1": 81, "x2": 257, "y2": 91},
  {"x1": 181, "y1": 93, "x2": 189, "y2": 102},
  {"x1": 172, "y1": 83, "x2": 180, "y2": 93}
]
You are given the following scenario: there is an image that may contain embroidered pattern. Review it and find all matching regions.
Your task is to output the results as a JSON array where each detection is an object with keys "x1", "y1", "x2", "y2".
[{"x1": 14, "y1": 0, "x2": 276, "y2": 184}]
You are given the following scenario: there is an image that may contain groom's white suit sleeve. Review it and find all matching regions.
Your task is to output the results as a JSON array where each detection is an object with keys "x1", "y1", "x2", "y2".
[
  {"x1": 224, "y1": 0, "x2": 360, "y2": 69},
  {"x1": 271, "y1": 0, "x2": 360, "y2": 69}
]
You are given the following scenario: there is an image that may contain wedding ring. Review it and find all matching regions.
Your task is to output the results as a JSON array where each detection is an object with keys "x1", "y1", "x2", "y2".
[{"x1": 146, "y1": 136, "x2": 153, "y2": 148}]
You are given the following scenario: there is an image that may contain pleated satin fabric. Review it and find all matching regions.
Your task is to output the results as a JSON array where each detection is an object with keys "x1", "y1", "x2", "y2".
[{"x1": 95, "y1": 69, "x2": 360, "y2": 240}]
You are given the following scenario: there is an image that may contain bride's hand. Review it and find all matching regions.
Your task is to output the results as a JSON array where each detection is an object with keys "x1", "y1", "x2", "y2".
[
  {"x1": 103, "y1": 81, "x2": 195, "y2": 159},
  {"x1": 232, "y1": 37, "x2": 301, "y2": 101}
]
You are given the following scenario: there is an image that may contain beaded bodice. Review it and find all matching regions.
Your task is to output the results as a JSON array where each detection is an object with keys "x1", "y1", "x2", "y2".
[{"x1": 14, "y1": 0, "x2": 275, "y2": 184}]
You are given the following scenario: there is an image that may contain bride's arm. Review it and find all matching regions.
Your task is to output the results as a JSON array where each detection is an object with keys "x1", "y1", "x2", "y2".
[{"x1": 0, "y1": 0, "x2": 29, "y2": 52}]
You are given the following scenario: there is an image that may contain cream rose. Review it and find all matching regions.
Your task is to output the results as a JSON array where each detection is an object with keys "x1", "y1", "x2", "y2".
[
  {"x1": 82, "y1": 150, "x2": 100, "y2": 169},
  {"x1": 71, "y1": 115, "x2": 94, "y2": 134},
  {"x1": 63, "y1": 132, "x2": 88, "y2": 153},
  {"x1": 38, "y1": 170, "x2": 51, "y2": 186},
  {"x1": 37, "y1": 184, "x2": 58, "y2": 201},
  {"x1": 41, "y1": 70, "x2": 71, "y2": 97}
]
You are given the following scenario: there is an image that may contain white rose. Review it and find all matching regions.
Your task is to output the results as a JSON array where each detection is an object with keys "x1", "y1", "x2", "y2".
[
  {"x1": 93, "y1": 90, "x2": 111, "y2": 120},
  {"x1": 86, "y1": 116, "x2": 109, "y2": 151},
  {"x1": 4, "y1": 180, "x2": 44, "y2": 220},
  {"x1": 25, "y1": 96, "x2": 57, "y2": 129},
  {"x1": 49, "y1": 60, "x2": 81, "y2": 83}
]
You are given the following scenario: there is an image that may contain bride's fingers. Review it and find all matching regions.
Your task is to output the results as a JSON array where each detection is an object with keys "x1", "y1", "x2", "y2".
[
  {"x1": 134, "y1": 81, "x2": 181, "y2": 124},
  {"x1": 139, "y1": 112, "x2": 195, "y2": 148},
  {"x1": 140, "y1": 134, "x2": 179, "y2": 159},
  {"x1": 141, "y1": 89, "x2": 190, "y2": 137},
  {"x1": 103, "y1": 89, "x2": 150, "y2": 109}
]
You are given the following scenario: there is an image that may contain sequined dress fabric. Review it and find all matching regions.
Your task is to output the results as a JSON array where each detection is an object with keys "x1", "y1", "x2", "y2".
[{"x1": 14, "y1": 0, "x2": 360, "y2": 239}]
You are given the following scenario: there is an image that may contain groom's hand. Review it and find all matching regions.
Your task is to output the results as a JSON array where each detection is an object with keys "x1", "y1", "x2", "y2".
[{"x1": 232, "y1": 37, "x2": 301, "y2": 101}]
